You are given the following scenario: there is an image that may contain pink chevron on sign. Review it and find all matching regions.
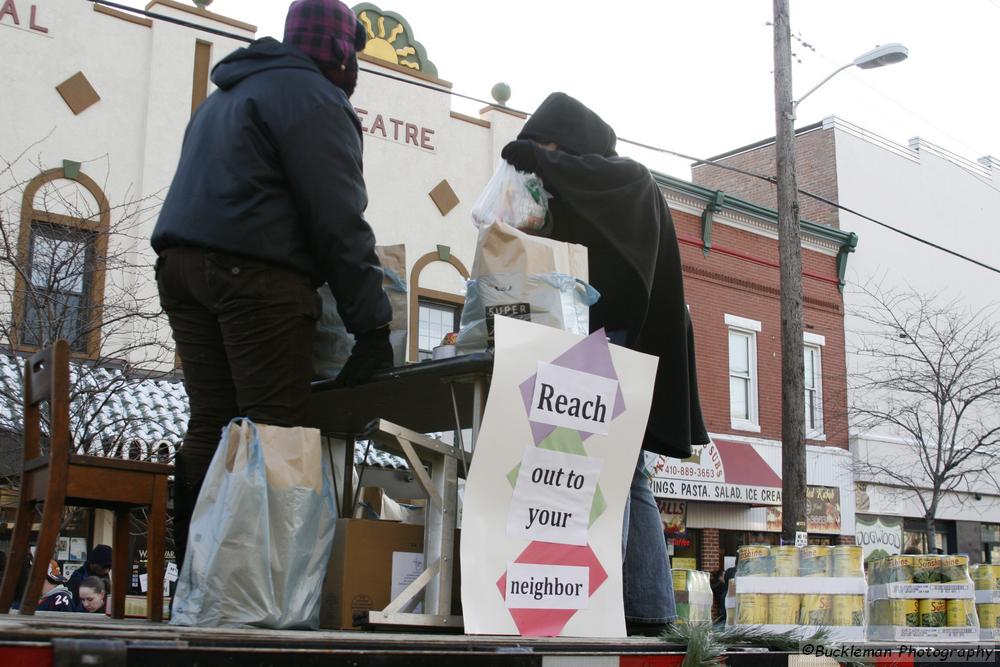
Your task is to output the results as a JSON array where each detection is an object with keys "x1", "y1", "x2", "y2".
[
  {"x1": 518, "y1": 329, "x2": 626, "y2": 445},
  {"x1": 496, "y1": 541, "x2": 609, "y2": 636}
]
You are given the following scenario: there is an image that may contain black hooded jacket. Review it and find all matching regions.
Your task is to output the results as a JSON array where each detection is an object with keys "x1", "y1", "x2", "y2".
[
  {"x1": 507, "y1": 93, "x2": 709, "y2": 458},
  {"x1": 151, "y1": 37, "x2": 390, "y2": 334}
]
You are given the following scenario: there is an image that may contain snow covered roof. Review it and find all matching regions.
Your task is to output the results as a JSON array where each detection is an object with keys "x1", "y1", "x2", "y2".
[{"x1": 0, "y1": 353, "x2": 406, "y2": 470}]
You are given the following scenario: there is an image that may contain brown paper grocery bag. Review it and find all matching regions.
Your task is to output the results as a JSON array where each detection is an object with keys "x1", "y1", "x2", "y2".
[{"x1": 471, "y1": 221, "x2": 588, "y2": 281}]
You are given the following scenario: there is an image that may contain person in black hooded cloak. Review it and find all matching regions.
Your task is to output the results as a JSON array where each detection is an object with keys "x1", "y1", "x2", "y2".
[{"x1": 501, "y1": 92, "x2": 710, "y2": 632}]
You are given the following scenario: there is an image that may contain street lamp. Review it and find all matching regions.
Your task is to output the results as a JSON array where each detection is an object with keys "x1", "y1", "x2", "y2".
[
  {"x1": 772, "y1": 1, "x2": 908, "y2": 546},
  {"x1": 792, "y1": 43, "x2": 909, "y2": 118}
]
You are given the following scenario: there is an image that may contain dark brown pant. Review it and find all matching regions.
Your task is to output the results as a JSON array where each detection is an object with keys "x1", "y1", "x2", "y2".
[{"x1": 156, "y1": 247, "x2": 321, "y2": 566}]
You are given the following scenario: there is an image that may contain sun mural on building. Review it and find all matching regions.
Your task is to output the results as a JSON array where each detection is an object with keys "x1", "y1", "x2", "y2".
[{"x1": 353, "y1": 3, "x2": 438, "y2": 78}]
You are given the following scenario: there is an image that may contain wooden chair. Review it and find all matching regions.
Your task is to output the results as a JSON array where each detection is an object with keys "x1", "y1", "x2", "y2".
[{"x1": 0, "y1": 340, "x2": 172, "y2": 620}]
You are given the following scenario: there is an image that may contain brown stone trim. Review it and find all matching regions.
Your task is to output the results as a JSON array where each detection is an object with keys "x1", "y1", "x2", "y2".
[
  {"x1": 478, "y1": 104, "x2": 528, "y2": 120},
  {"x1": 682, "y1": 263, "x2": 842, "y2": 314},
  {"x1": 144, "y1": 0, "x2": 257, "y2": 33},
  {"x1": 450, "y1": 111, "x2": 490, "y2": 129},
  {"x1": 407, "y1": 251, "x2": 470, "y2": 361},
  {"x1": 14, "y1": 168, "x2": 111, "y2": 360},
  {"x1": 359, "y1": 52, "x2": 453, "y2": 89},
  {"x1": 93, "y1": 4, "x2": 153, "y2": 28}
]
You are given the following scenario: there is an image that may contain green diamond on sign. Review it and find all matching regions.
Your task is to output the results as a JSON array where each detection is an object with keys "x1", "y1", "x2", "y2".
[{"x1": 506, "y1": 427, "x2": 608, "y2": 526}]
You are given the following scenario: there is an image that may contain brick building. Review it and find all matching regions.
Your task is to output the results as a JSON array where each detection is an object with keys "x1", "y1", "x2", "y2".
[
  {"x1": 650, "y1": 173, "x2": 858, "y2": 576},
  {"x1": 689, "y1": 116, "x2": 1000, "y2": 562}
]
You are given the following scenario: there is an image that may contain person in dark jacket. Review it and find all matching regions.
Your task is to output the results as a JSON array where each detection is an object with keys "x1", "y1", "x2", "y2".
[
  {"x1": 500, "y1": 92, "x2": 710, "y2": 633},
  {"x1": 66, "y1": 544, "x2": 111, "y2": 602},
  {"x1": 36, "y1": 561, "x2": 75, "y2": 612},
  {"x1": 151, "y1": 0, "x2": 392, "y2": 570}
]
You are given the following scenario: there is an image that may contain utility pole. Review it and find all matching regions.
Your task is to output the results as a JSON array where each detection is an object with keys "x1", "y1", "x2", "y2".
[{"x1": 773, "y1": 0, "x2": 807, "y2": 544}]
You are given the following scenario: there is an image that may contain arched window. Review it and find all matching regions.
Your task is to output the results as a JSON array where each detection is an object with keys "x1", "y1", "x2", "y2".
[
  {"x1": 408, "y1": 250, "x2": 469, "y2": 361},
  {"x1": 14, "y1": 167, "x2": 110, "y2": 357}
]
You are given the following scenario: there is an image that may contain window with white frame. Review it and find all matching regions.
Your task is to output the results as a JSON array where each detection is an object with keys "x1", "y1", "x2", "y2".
[
  {"x1": 803, "y1": 332, "x2": 825, "y2": 439},
  {"x1": 726, "y1": 314, "x2": 761, "y2": 431},
  {"x1": 417, "y1": 299, "x2": 460, "y2": 360}
]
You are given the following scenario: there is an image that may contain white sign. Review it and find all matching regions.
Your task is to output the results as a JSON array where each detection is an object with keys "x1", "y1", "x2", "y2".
[
  {"x1": 855, "y1": 514, "x2": 903, "y2": 561},
  {"x1": 391, "y1": 551, "x2": 425, "y2": 613},
  {"x1": 795, "y1": 531, "x2": 808, "y2": 548},
  {"x1": 165, "y1": 562, "x2": 179, "y2": 583},
  {"x1": 139, "y1": 572, "x2": 147, "y2": 593},
  {"x1": 507, "y1": 446, "x2": 602, "y2": 546},
  {"x1": 529, "y1": 362, "x2": 619, "y2": 436},
  {"x1": 461, "y1": 318, "x2": 657, "y2": 638},
  {"x1": 505, "y1": 563, "x2": 589, "y2": 610}
]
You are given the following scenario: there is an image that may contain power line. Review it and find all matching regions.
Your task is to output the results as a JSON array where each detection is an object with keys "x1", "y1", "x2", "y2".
[{"x1": 86, "y1": 0, "x2": 1000, "y2": 277}]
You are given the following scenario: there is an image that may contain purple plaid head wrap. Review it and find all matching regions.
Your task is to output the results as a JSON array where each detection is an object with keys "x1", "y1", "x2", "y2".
[{"x1": 284, "y1": 0, "x2": 367, "y2": 96}]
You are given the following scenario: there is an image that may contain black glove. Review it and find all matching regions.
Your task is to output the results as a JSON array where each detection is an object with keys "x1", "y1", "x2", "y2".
[
  {"x1": 334, "y1": 325, "x2": 393, "y2": 388},
  {"x1": 501, "y1": 140, "x2": 539, "y2": 174}
]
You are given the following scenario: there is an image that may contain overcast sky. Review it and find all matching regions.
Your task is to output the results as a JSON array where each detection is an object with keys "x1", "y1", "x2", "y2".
[{"x1": 204, "y1": 0, "x2": 999, "y2": 180}]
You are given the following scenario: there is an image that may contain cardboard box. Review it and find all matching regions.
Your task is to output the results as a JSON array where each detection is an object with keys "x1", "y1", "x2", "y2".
[{"x1": 320, "y1": 518, "x2": 460, "y2": 629}]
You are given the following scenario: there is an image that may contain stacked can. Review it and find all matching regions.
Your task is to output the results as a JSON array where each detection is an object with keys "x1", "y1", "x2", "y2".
[
  {"x1": 919, "y1": 599, "x2": 947, "y2": 627},
  {"x1": 799, "y1": 546, "x2": 831, "y2": 577},
  {"x1": 912, "y1": 555, "x2": 942, "y2": 583},
  {"x1": 829, "y1": 546, "x2": 864, "y2": 624},
  {"x1": 735, "y1": 545, "x2": 770, "y2": 624},
  {"x1": 973, "y1": 563, "x2": 1000, "y2": 631},
  {"x1": 832, "y1": 545, "x2": 863, "y2": 577},
  {"x1": 800, "y1": 594, "x2": 832, "y2": 625},
  {"x1": 940, "y1": 555, "x2": 970, "y2": 583}
]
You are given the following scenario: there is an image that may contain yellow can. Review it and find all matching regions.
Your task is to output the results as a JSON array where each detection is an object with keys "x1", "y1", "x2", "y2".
[
  {"x1": 977, "y1": 603, "x2": 1000, "y2": 630},
  {"x1": 799, "y1": 546, "x2": 832, "y2": 577},
  {"x1": 940, "y1": 555, "x2": 970, "y2": 583},
  {"x1": 919, "y1": 599, "x2": 946, "y2": 627},
  {"x1": 772, "y1": 546, "x2": 799, "y2": 577},
  {"x1": 912, "y1": 555, "x2": 942, "y2": 583},
  {"x1": 737, "y1": 593, "x2": 768, "y2": 625},
  {"x1": 768, "y1": 594, "x2": 801, "y2": 624},
  {"x1": 831, "y1": 595, "x2": 865, "y2": 626},
  {"x1": 947, "y1": 598, "x2": 975, "y2": 627},
  {"x1": 883, "y1": 555, "x2": 914, "y2": 584},
  {"x1": 832, "y1": 545, "x2": 863, "y2": 577},
  {"x1": 969, "y1": 563, "x2": 997, "y2": 591},
  {"x1": 890, "y1": 599, "x2": 919, "y2": 627},
  {"x1": 736, "y1": 545, "x2": 771, "y2": 577},
  {"x1": 800, "y1": 594, "x2": 832, "y2": 625},
  {"x1": 869, "y1": 599, "x2": 889, "y2": 626}
]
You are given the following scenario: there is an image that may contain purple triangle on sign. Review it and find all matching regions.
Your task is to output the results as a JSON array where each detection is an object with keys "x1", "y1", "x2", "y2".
[{"x1": 518, "y1": 329, "x2": 626, "y2": 445}]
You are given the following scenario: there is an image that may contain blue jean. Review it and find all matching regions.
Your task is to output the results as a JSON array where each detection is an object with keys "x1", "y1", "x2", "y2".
[{"x1": 622, "y1": 453, "x2": 676, "y2": 623}]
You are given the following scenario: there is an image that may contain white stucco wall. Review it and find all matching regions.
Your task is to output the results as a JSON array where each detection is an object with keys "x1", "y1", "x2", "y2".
[
  {"x1": 1, "y1": 0, "x2": 251, "y2": 367},
  {"x1": 831, "y1": 117, "x2": 1000, "y2": 521},
  {"x1": 1, "y1": 1, "x2": 525, "y2": 370}
]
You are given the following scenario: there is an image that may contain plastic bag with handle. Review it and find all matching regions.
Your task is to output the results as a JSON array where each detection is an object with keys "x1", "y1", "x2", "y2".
[{"x1": 471, "y1": 160, "x2": 551, "y2": 233}]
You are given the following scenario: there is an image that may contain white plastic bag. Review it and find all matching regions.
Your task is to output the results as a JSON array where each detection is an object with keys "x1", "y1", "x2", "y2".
[
  {"x1": 170, "y1": 418, "x2": 336, "y2": 629},
  {"x1": 471, "y1": 161, "x2": 551, "y2": 233}
]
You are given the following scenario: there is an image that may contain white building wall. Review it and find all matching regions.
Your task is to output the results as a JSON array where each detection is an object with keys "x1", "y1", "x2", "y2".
[
  {"x1": 1, "y1": 1, "x2": 525, "y2": 369},
  {"x1": 1, "y1": 1, "x2": 251, "y2": 368},
  {"x1": 830, "y1": 117, "x2": 1000, "y2": 524}
]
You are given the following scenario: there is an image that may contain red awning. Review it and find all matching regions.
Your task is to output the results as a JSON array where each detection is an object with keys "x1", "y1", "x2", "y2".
[{"x1": 713, "y1": 438, "x2": 782, "y2": 488}]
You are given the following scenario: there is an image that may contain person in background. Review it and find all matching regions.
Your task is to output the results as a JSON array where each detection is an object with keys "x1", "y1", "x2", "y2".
[
  {"x1": 77, "y1": 576, "x2": 108, "y2": 614},
  {"x1": 501, "y1": 92, "x2": 709, "y2": 635},
  {"x1": 150, "y1": 0, "x2": 392, "y2": 570},
  {"x1": 66, "y1": 544, "x2": 111, "y2": 602},
  {"x1": 36, "y1": 560, "x2": 75, "y2": 612},
  {"x1": 710, "y1": 568, "x2": 727, "y2": 622}
]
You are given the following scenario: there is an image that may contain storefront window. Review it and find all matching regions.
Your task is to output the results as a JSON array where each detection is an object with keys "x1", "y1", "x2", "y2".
[{"x1": 982, "y1": 524, "x2": 1000, "y2": 563}]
